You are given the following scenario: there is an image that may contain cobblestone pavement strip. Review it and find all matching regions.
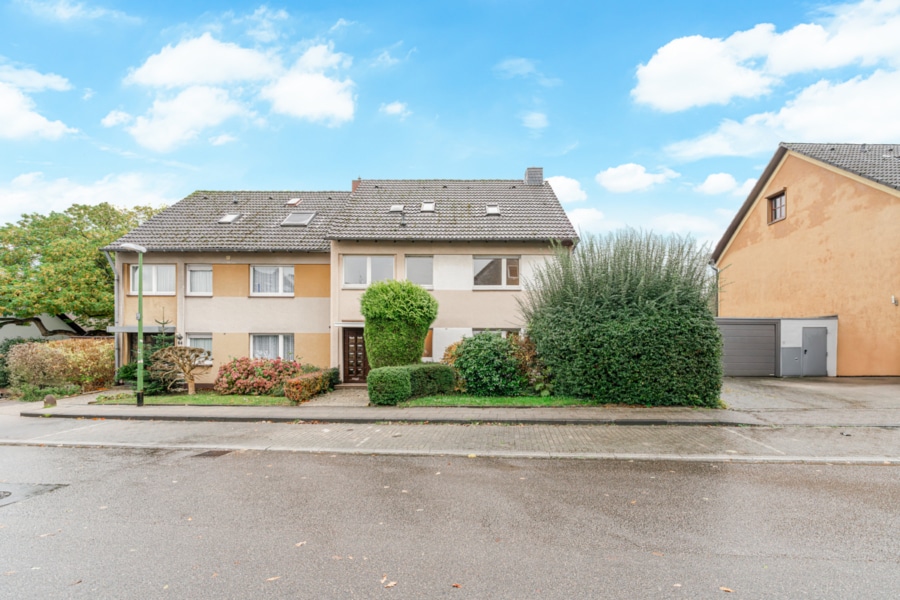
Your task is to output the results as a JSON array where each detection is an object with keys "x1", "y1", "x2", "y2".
[{"x1": 0, "y1": 417, "x2": 898, "y2": 464}]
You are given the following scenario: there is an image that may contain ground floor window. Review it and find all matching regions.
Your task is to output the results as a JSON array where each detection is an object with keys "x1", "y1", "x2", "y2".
[
  {"x1": 251, "y1": 334, "x2": 294, "y2": 360},
  {"x1": 186, "y1": 334, "x2": 212, "y2": 353}
]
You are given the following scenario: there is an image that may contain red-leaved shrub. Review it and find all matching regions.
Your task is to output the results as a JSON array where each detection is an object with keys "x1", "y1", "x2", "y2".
[
  {"x1": 213, "y1": 357, "x2": 303, "y2": 395},
  {"x1": 284, "y1": 370, "x2": 329, "y2": 404}
]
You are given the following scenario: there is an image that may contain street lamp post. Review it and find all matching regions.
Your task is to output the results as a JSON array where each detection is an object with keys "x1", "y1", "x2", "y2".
[{"x1": 120, "y1": 243, "x2": 147, "y2": 406}]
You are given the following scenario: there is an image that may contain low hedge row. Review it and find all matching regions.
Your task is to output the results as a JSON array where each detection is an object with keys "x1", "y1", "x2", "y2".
[
  {"x1": 367, "y1": 363, "x2": 455, "y2": 405},
  {"x1": 284, "y1": 367, "x2": 339, "y2": 404}
]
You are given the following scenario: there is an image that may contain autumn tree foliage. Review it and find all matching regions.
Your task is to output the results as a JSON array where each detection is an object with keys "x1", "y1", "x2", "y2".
[
  {"x1": 149, "y1": 346, "x2": 212, "y2": 395},
  {"x1": 0, "y1": 203, "x2": 163, "y2": 336}
]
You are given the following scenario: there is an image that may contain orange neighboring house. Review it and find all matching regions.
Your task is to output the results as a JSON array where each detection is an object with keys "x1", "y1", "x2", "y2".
[{"x1": 712, "y1": 143, "x2": 900, "y2": 377}]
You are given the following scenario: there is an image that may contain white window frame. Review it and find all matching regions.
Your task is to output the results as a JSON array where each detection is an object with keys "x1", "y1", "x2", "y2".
[
  {"x1": 473, "y1": 256, "x2": 520, "y2": 290},
  {"x1": 250, "y1": 265, "x2": 294, "y2": 297},
  {"x1": 342, "y1": 255, "x2": 395, "y2": 289},
  {"x1": 405, "y1": 255, "x2": 434, "y2": 289},
  {"x1": 186, "y1": 265, "x2": 213, "y2": 296},
  {"x1": 186, "y1": 334, "x2": 213, "y2": 364},
  {"x1": 130, "y1": 264, "x2": 176, "y2": 295},
  {"x1": 250, "y1": 334, "x2": 295, "y2": 361}
]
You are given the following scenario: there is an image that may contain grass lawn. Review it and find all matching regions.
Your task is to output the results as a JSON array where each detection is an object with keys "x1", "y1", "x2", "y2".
[
  {"x1": 93, "y1": 391, "x2": 295, "y2": 406},
  {"x1": 399, "y1": 395, "x2": 592, "y2": 407}
]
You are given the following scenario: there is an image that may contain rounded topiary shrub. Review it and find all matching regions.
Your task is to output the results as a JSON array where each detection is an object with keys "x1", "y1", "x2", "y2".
[
  {"x1": 453, "y1": 332, "x2": 524, "y2": 397},
  {"x1": 521, "y1": 229, "x2": 723, "y2": 407},
  {"x1": 360, "y1": 280, "x2": 438, "y2": 368},
  {"x1": 367, "y1": 366, "x2": 412, "y2": 405}
]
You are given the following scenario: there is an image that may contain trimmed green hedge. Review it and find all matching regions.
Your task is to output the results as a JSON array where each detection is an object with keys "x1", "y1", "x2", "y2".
[
  {"x1": 360, "y1": 280, "x2": 438, "y2": 368},
  {"x1": 452, "y1": 332, "x2": 524, "y2": 397},
  {"x1": 367, "y1": 363, "x2": 456, "y2": 405},
  {"x1": 367, "y1": 366, "x2": 412, "y2": 405}
]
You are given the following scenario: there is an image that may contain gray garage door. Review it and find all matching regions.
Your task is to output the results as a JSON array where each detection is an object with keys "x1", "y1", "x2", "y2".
[{"x1": 717, "y1": 321, "x2": 777, "y2": 377}]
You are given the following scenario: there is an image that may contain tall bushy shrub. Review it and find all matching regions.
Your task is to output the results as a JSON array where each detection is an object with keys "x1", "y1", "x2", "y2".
[
  {"x1": 360, "y1": 280, "x2": 438, "y2": 368},
  {"x1": 453, "y1": 332, "x2": 523, "y2": 397},
  {"x1": 6, "y1": 342, "x2": 69, "y2": 388},
  {"x1": 0, "y1": 337, "x2": 47, "y2": 387},
  {"x1": 6, "y1": 337, "x2": 114, "y2": 392},
  {"x1": 520, "y1": 230, "x2": 722, "y2": 406}
]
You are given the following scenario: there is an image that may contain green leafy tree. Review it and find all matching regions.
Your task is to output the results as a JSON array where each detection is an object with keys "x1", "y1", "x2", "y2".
[
  {"x1": 359, "y1": 280, "x2": 439, "y2": 368},
  {"x1": 0, "y1": 203, "x2": 163, "y2": 336}
]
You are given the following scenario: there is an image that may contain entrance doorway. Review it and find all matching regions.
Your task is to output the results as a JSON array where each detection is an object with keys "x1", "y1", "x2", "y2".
[
  {"x1": 801, "y1": 327, "x2": 828, "y2": 376},
  {"x1": 342, "y1": 328, "x2": 369, "y2": 383}
]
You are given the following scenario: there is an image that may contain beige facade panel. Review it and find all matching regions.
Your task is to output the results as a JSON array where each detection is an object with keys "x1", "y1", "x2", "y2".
[
  {"x1": 194, "y1": 333, "x2": 250, "y2": 385},
  {"x1": 295, "y1": 264, "x2": 331, "y2": 297},
  {"x1": 213, "y1": 264, "x2": 249, "y2": 297},
  {"x1": 295, "y1": 333, "x2": 331, "y2": 368},
  {"x1": 717, "y1": 152, "x2": 900, "y2": 375},
  {"x1": 183, "y1": 297, "x2": 330, "y2": 333},
  {"x1": 123, "y1": 295, "x2": 177, "y2": 327}
]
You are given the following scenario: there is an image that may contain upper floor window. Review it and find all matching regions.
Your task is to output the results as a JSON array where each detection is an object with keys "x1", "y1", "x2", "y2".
[
  {"x1": 406, "y1": 256, "x2": 433, "y2": 288},
  {"x1": 186, "y1": 265, "x2": 212, "y2": 296},
  {"x1": 130, "y1": 264, "x2": 175, "y2": 295},
  {"x1": 768, "y1": 191, "x2": 786, "y2": 224},
  {"x1": 343, "y1": 255, "x2": 393, "y2": 288},
  {"x1": 473, "y1": 257, "x2": 519, "y2": 288},
  {"x1": 251, "y1": 266, "x2": 294, "y2": 296}
]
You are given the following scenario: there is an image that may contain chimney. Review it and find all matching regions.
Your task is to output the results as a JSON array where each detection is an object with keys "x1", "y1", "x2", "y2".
[
  {"x1": 524, "y1": 167, "x2": 543, "y2": 185},
  {"x1": 352, "y1": 178, "x2": 361, "y2": 193}
]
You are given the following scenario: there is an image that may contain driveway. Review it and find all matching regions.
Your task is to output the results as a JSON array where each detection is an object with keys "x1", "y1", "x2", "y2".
[{"x1": 723, "y1": 377, "x2": 900, "y2": 410}]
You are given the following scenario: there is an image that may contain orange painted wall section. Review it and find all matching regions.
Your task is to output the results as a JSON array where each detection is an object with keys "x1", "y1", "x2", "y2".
[
  {"x1": 295, "y1": 333, "x2": 330, "y2": 367},
  {"x1": 213, "y1": 264, "x2": 249, "y2": 297},
  {"x1": 294, "y1": 264, "x2": 330, "y2": 297},
  {"x1": 123, "y1": 295, "x2": 177, "y2": 327},
  {"x1": 717, "y1": 152, "x2": 900, "y2": 375}
]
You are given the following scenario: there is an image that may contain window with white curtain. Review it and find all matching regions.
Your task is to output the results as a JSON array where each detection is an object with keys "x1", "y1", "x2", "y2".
[
  {"x1": 251, "y1": 334, "x2": 294, "y2": 360},
  {"x1": 187, "y1": 265, "x2": 212, "y2": 295},
  {"x1": 186, "y1": 334, "x2": 212, "y2": 353},
  {"x1": 251, "y1": 266, "x2": 294, "y2": 296},
  {"x1": 130, "y1": 264, "x2": 176, "y2": 295}
]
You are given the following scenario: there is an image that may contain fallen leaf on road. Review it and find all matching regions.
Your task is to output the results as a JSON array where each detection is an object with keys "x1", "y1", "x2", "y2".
[
  {"x1": 652, "y1": 552, "x2": 664, "y2": 557},
  {"x1": 70, "y1": 579, "x2": 82, "y2": 585},
  {"x1": 720, "y1": 587, "x2": 734, "y2": 593},
  {"x1": 381, "y1": 575, "x2": 387, "y2": 584},
  {"x1": 467, "y1": 454, "x2": 477, "y2": 458},
  {"x1": 266, "y1": 576, "x2": 281, "y2": 582},
  {"x1": 385, "y1": 581, "x2": 397, "y2": 588},
  {"x1": 295, "y1": 541, "x2": 306, "y2": 547},
  {"x1": 452, "y1": 583, "x2": 461, "y2": 588}
]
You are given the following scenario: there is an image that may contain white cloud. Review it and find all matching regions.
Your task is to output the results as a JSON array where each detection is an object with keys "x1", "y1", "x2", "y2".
[
  {"x1": 101, "y1": 109, "x2": 132, "y2": 127},
  {"x1": 633, "y1": 0, "x2": 900, "y2": 111},
  {"x1": 0, "y1": 63, "x2": 70, "y2": 92},
  {"x1": 126, "y1": 33, "x2": 281, "y2": 88},
  {"x1": 595, "y1": 163, "x2": 679, "y2": 193},
  {"x1": 125, "y1": 86, "x2": 249, "y2": 152},
  {"x1": 695, "y1": 173, "x2": 738, "y2": 195},
  {"x1": 547, "y1": 176, "x2": 587, "y2": 203},
  {"x1": 668, "y1": 69, "x2": 900, "y2": 159},
  {"x1": 0, "y1": 171, "x2": 177, "y2": 225},
  {"x1": 242, "y1": 6, "x2": 289, "y2": 43},
  {"x1": 379, "y1": 101, "x2": 410, "y2": 119},
  {"x1": 0, "y1": 82, "x2": 75, "y2": 139},
  {"x1": 522, "y1": 111, "x2": 548, "y2": 130},
  {"x1": 373, "y1": 50, "x2": 399, "y2": 68},
  {"x1": 735, "y1": 177, "x2": 758, "y2": 197},
  {"x1": 261, "y1": 44, "x2": 354, "y2": 126},
  {"x1": 329, "y1": 18, "x2": 355, "y2": 32},
  {"x1": 19, "y1": 0, "x2": 137, "y2": 22},
  {"x1": 566, "y1": 207, "x2": 622, "y2": 235},
  {"x1": 209, "y1": 133, "x2": 236, "y2": 146},
  {"x1": 495, "y1": 58, "x2": 537, "y2": 78}
]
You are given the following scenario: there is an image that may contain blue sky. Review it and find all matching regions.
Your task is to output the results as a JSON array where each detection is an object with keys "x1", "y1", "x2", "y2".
[{"x1": 2, "y1": 0, "x2": 900, "y2": 244}]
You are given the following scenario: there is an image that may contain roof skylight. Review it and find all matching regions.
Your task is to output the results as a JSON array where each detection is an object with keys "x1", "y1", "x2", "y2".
[
  {"x1": 286, "y1": 198, "x2": 302, "y2": 206},
  {"x1": 281, "y1": 212, "x2": 316, "y2": 227},
  {"x1": 421, "y1": 201, "x2": 435, "y2": 212},
  {"x1": 390, "y1": 204, "x2": 404, "y2": 212},
  {"x1": 218, "y1": 213, "x2": 241, "y2": 224},
  {"x1": 485, "y1": 204, "x2": 501, "y2": 215}
]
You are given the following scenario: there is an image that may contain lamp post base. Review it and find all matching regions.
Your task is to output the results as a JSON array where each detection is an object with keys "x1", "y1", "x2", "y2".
[{"x1": 136, "y1": 391, "x2": 144, "y2": 407}]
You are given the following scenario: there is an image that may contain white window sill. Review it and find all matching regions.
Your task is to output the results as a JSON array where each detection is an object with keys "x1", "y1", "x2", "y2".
[
  {"x1": 250, "y1": 293, "x2": 295, "y2": 297},
  {"x1": 472, "y1": 286, "x2": 521, "y2": 291},
  {"x1": 128, "y1": 292, "x2": 176, "y2": 296},
  {"x1": 186, "y1": 293, "x2": 213, "y2": 297}
]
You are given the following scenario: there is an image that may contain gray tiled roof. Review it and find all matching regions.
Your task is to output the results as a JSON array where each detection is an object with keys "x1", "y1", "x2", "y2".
[
  {"x1": 783, "y1": 143, "x2": 900, "y2": 190},
  {"x1": 327, "y1": 179, "x2": 578, "y2": 242},
  {"x1": 104, "y1": 191, "x2": 349, "y2": 253}
]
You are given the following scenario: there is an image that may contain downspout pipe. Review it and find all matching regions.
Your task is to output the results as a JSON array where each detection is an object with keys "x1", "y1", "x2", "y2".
[
  {"x1": 103, "y1": 250, "x2": 120, "y2": 370},
  {"x1": 708, "y1": 260, "x2": 720, "y2": 318}
]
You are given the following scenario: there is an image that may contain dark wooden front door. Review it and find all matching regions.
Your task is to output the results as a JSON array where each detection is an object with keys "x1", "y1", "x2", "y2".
[{"x1": 343, "y1": 328, "x2": 370, "y2": 383}]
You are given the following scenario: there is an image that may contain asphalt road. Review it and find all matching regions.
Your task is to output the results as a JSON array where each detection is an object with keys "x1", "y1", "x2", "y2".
[{"x1": 1, "y1": 446, "x2": 898, "y2": 599}]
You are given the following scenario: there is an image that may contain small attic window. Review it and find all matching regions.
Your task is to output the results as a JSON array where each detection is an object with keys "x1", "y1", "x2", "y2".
[
  {"x1": 390, "y1": 204, "x2": 404, "y2": 213},
  {"x1": 485, "y1": 204, "x2": 501, "y2": 216},
  {"x1": 286, "y1": 198, "x2": 302, "y2": 206},
  {"x1": 421, "y1": 201, "x2": 435, "y2": 212},
  {"x1": 219, "y1": 213, "x2": 241, "y2": 224},
  {"x1": 282, "y1": 212, "x2": 316, "y2": 227}
]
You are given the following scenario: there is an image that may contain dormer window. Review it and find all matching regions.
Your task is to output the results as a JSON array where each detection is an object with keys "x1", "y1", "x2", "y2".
[
  {"x1": 421, "y1": 201, "x2": 435, "y2": 212},
  {"x1": 281, "y1": 212, "x2": 316, "y2": 227},
  {"x1": 218, "y1": 213, "x2": 241, "y2": 224},
  {"x1": 486, "y1": 204, "x2": 501, "y2": 216}
]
